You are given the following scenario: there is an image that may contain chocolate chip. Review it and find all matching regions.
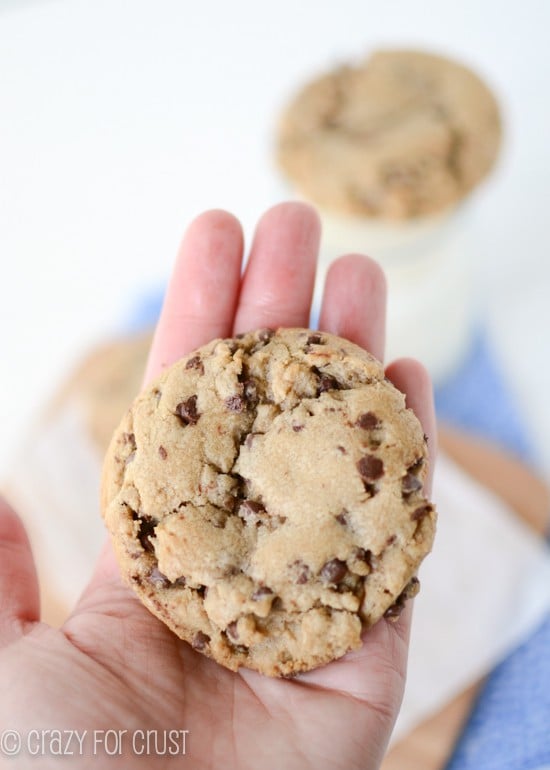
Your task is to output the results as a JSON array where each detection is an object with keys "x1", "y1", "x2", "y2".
[
  {"x1": 158, "y1": 445, "x2": 167, "y2": 460},
  {"x1": 292, "y1": 424, "x2": 304, "y2": 432},
  {"x1": 355, "y1": 547, "x2": 375, "y2": 569},
  {"x1": 196, "y1": 585, "x2": 208, "y2": 598},
  {"x1": 148, "y1": 567, "x2": 171, "y2": 588},
  {"x1": 336, "y1": 445, "x2": 347, "y2": 454},
  {"x1": 192, "y1": 631, "x2": 210, "y2": 650},
  {"x1": 320, "y1": 558, "x2": 348, "y2": 584},
  {"x1": 357, "y1": 455, "x2": 384, "y2": 482},
  {"x1": 356, "y1": 412, "x2": 381, "y2": 430},
  {"x1": 335, "y1": 510, "x2": 348, "y2": 525},
  {"x1": 176, "y1": 395, "x2": 200, "y2": 426},
  {"x1": 123, "y1": 432, "x2": 136, "y2": 447},
  {"x1": 252, "y1": 586, "x2": 273, "y2": 600},
  {"x1": 239, "y1": 500, "x2": 265, "y2": 516},
  {"x1": 136, "y1": 516, "x2": 156, "y2": 553},
  {"x1": 411, "y1": 504, "x2": 432, "y2": 521},
  {"x1": 386, "y1": 534, "x2": 397, "y2": 546},
  {"x1": 185, "y1": 355, "x2": 204, "y2": 374},
  {"x1": 226, "y1": 621, "x2": 239, "y2": 641},
  {"x1": 307, "y1": 333, "x2": 324, "y2": 345},
  {"x1": 314, "y1": 367, "x2": 341, "y2": 394},
  {"x1": 225, "y1": 394, "x2": 245, "y2": 412},
  {"x1": 402, "y1": 473, "x2": 423, "y2": 496}
]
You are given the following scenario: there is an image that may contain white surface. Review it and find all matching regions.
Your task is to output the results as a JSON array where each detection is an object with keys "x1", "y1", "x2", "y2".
[
  {"x1": 1, "y1": 0, "x2": 550, "y2": 477},
  {"x1": 394, "y1": 452, "x2": 550, "y2": 742}
]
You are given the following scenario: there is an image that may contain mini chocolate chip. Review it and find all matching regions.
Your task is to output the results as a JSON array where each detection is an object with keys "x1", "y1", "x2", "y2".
[
  {"x1": 158, "y1": 445, "x2": 167, "y2": 460},
  {"x1": 386, "y1": 534, "x2": 397, "y2": 546},
  {"x1": 356, "y1": 412, "x2": 381, "y2": 430},
  {"x1": 137, "y1": 517, "x2": 156, "y2": 553},
  {"x1": 402, "y1": 473, "x2": 423, "y2": 496},
  {"x1": 148, "y1": 567, "x2": 171, "y2": 588},
  {"x1": 252, "y1": 586, "x2": 274, "y2": 600},
  {"x1": 313, "y1": 366, "x2": 341, "y2": 394},
  {"x1": 357, "y1": 455, "x2": 384, "y2": 482},
  {"x1": 292, "y1": 424, "x2": 304, "y2": 432},
  {"x1": 185, "y1": 355, "x2": 204, "y2": 374},
  {"x1": 355, "y1": 547, "x2": 375, "y2": 568},
  {"x1": 364, "y1": 482, "x2": 378, "y2": 497},
  {"x1": 240, "y1": 500, "x2": 265, "y2": 516},
  {"x1": 336, "y1": 445, "x2": 347, "y2": 454},
  {"x1": 411, "y1": 504, "x2": 432, "y2": 521},
  {"x1": 320, "y1": 558, "x2": 348, "y2": 584},
  {"x1": 307, "y1": 333, "x2": 324, "y2": 345},
  {"x1": 225, "y1": 394, "x2": 245, "y2": 412},
  {"x1": 176, "y1": 395, "x2": 200, "y2": 426},
  {"x1": 172, "y1": 576, "x2": 187, "y2": 587},
  {"x1": 335, "y1": 510, "x2": 348, "y2": 525},
  {"x1": 197, "y1": 585, "x2": 208, "y2": 598},
  {"x1": 226, "y1": 621, "x2": 239, "y2": 641},
  {"x1": 192, "y1": 631, "x2": 210, "y2": 650}
]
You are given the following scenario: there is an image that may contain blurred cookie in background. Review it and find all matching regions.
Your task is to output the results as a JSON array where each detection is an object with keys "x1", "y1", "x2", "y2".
[{"x1": 276, "y1": 48, "x2": 502, "y2": 385}]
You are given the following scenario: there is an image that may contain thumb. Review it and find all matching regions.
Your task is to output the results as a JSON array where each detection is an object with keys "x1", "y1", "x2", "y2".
[{"x1": 0, "y1": 496, "x2": 40, "y2": 645}]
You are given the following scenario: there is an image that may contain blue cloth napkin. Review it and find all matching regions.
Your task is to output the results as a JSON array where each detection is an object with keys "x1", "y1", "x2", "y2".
[{"x1": 445, "y1": 611, "x2": 550, "y2": 770}]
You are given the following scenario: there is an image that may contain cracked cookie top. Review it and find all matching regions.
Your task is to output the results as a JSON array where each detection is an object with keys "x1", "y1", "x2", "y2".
[
  {"x1": 101, "y1": 328, "x2": 436, "y2": 676},
  {"x1": 276, "y1": 49, "x2": 501, "y2": 219}
]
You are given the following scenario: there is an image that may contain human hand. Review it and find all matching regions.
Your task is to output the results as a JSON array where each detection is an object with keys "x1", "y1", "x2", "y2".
[{"x1": 0, "y1": 202, "x2": 435, "y2": 769}]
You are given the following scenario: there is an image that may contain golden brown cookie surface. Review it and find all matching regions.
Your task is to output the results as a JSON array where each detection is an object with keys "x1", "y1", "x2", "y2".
[
  {"x1": 277, "y1": 50, "x2": 501, "y2": 218},
  {"x1": 102, "y1": 328, "x2": 436, "y2": 676}
]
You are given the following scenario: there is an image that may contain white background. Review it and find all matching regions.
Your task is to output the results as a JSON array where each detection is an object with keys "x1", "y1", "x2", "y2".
[{"x1": 1, "y1": 0, "x2": 549, "y2": 478}]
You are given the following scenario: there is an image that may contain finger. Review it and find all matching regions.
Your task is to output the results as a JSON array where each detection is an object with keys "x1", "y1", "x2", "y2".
[
  {"x1": 144, "y1": 209, "x2": 244, "y2": 384},
  {"x1": 318, "y1": 254, "x2": 387, "y2": 362},
  {"x1": 385, "y1": 358, "x2": 437, "y2": 492},
  {"x1": 0, "y1": 497, "x2": 40, "y2": 644},
  {"x1": 233, "y1": 202, "x2": 320, "y2": 334}
]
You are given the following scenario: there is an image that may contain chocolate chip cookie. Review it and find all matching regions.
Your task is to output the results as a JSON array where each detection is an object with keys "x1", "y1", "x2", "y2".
[
  {"x1": 277, "y1": 49, "x2": 501, "y2": 218},
  {"x1": 101, "y1": 328, "x2": 436, "y2": 676}
]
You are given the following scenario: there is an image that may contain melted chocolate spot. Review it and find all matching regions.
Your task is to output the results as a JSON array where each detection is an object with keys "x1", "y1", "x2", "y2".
[
  {"x1": 356, "y1": 412, "x2": 381, "y2": 430},
  {"x1": 320, "y1": 558, "x2": 348, "y2": 584},
  {"x1": 185, "y1": 355, "x2": 204, "y2": 374},
  {"x1": 357, "y1": 455, "x2": 384, "y2": 482},
  {"x1": 307, "y1": 333, "x2": 324, "y2": 345},
  {"x1": 192, "y1": 631, "x2": 210, "y2": 651},
  {"x1": 355, "y1": 547, "x2": 375, "y2": 568},
  {"x1": 411, "y1": 504, "x2": 432, "y2": 521},
  {"x1": 135, "y1": 516, "x2": 156, "y2": 553},
  {"x1": 176, "y1": 395, "x2": 200, "y2": 426}
]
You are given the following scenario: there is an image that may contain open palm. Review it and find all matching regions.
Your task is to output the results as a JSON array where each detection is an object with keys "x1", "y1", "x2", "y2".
[{"x1": 0, "y1": 203, "x2": 435, "y2": 769}]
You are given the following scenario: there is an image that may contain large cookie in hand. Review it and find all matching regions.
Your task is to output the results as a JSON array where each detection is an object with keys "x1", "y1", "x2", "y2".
[{"x1": 101, "y1": 328, "x2": 436, "y2": 676}]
